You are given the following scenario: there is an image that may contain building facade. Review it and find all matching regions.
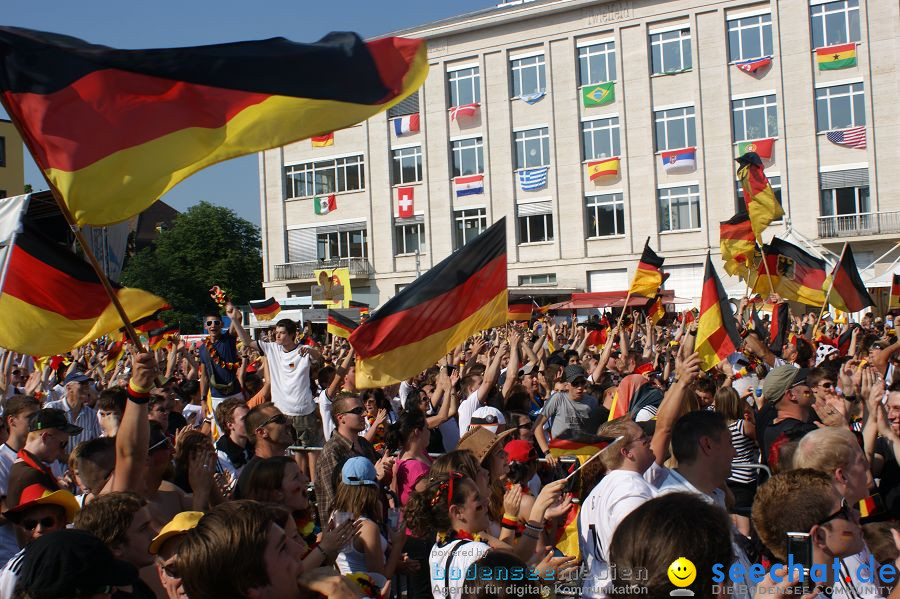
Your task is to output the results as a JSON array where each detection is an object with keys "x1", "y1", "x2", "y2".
[
  {"x1": 0, "y1": 119, "x2": 24, "y2": 200},
  {"x1": 259, "y1": 0, "x2": 899, "y2": 309}
]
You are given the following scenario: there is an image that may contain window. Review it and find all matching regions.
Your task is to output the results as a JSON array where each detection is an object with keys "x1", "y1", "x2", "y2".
[
  {"x1": 391, "y1": 146, "x2": 422, "y2": 185},
  {"x1": 284, "y1": 155, "x2": 365, "y2": 199},
  {"x1": 0, "y1": 191, "x2": 6, "y2": 199},
  {"x1": 658, "y1": 185, "x2": 702, "y2": 232},
  {"x1": 451, "y1": 137, "x2": 485, "y2": 177},
  {"x1": 735, "y1": 176, "x2": 782, "y2": 213},
  {"x1": 654, "y1": 106, "x2": 696, "y2": 151},
  {"x1": 578, "y1": 41, "x2": 617, "y2": 85},
  {"x1": 317, "y1": 228, "x2": 368, "y2": 260},
  {"x1": 727, "y1": 13, "x2": 773, "y2": 62},
  {"x1": 514, "y1": 128, "x2": 550, "y2": 169},
  {"x1": 650, "y1": 28, "x2": 692, "y2": 74},
  {"x1": 821, "y1": 186, "x2": 869, "y2": 216},
  {"x1": 394, "y1": 219, "x2": 426, "y2": 255},
  {"x1": 448, "y1": 66, "x2": 481, "y2": 107},
  {"x1": 454, "y1": 208, "x2": 487, "y2": 248},
  {"x1": 582, "y1": 117, "x2": 621, "y2": 160},
  {"x1": 810, "y1": 0, "x2": 860, "y2": 49},
  {"x1": 387, "y1": 91, "x2": 419, "y2": 118},
  {"x1": 519, "y1": 273, "x2": 557, "y2": 286},
  {"x1": 586, "y1": 193, "x2": 625, "y2": 237},
  {"x1": 815, "y1": 83, "x2": 865, "y2": 132},
  {"x1": 510, "y1": 54, "x2": 546, "y2": 98},
  {"x1": 517, "y1": 201, "x2": 553, "y2": 244},
  {"x1": 732, "y1": 95, "x2": 778, "y2": 141},
  {"x1": 0, "y1": 137, "x2": 5, "y2": 167}
]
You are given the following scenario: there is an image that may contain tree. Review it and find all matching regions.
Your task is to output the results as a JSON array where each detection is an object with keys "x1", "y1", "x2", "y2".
[{"x1": 121, "y1": 202, "x2": 262, "y2": 332}]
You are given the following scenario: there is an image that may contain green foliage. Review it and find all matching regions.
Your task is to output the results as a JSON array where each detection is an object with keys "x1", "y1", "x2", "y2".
[{"x1": 121, "y1": 202, "x2": 262, "y2": 332}]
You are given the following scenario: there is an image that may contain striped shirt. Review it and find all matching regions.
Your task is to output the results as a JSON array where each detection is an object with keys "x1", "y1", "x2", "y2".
[
  {"x1": 43, "y1": 399, "x2": 102, "y2": 454},
  {"x1": 0, "y1": 548, "x2": 25, "y2": 599},
  {"x1": 728, "y1": 419, "x2": 759, "y2": 485}
]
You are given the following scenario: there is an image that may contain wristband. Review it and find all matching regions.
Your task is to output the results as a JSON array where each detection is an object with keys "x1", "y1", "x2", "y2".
[
  {"x1": 128, "y1": 380, "x2": 154, "y2": 394},
  {"x1": 126, "y1": 382, "x2": 151, "y2": 404},
  {"x1": 501, "y1": 514, "x2": 519, "y2": 529}
]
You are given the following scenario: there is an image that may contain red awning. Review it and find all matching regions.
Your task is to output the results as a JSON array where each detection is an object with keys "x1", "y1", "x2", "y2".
[{"x1": 546, "y1": 289, "x2": 677, "y2": 310}]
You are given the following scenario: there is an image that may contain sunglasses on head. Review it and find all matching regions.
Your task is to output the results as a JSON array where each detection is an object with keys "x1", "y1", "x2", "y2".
[
  {"x1": 257, "y1": 413, "x2": 288, "y2": 429},
  {"x1": 816, "y1": 497, "x2": 855, "y2": 526},
  {"x1": 339, "y1": 406, "x2": 365, "y2": 416},
  {"x1": 21, "y1": 516, "x2": 56, "y2": 531},
  {"x1": 206, "y1": 320, "x2": 221, "y2": 326}
]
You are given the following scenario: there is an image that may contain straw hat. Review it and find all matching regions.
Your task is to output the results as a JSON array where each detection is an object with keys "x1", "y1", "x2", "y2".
[{"x1": 457, "y1": 426, "x2": 515, "y2": 464}]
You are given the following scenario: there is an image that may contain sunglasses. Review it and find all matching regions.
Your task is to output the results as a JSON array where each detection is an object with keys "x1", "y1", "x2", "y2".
[
  {"x1": 22, "y1": 516, "x2": 57, "y2": 531},
  {"x1": 569, "y1": 380, "x2": 587, "y2": 388},
  {"x1": 816, "y1": 497, "x2": 855, "y2": 526},
  {"x1": 256, "y1": 413, "x2": 288, "y2": 429},
  {"x1": 817, "y1": 382, "x2": 835, "y2": 389},
  {"x1": 339, "y1": 406, "x2": 365, "y2": 416},
  {"x1": 206, "y1": 320, "x2": 222, "y2": 326},
  {"x1": 162, "y1": 560, "x2": 180, "y2": 579}
]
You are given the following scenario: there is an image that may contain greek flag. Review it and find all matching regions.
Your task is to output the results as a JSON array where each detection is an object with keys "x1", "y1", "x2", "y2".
[{"x1": 518, "y1": 167, "x2": 549, "y2": 191}]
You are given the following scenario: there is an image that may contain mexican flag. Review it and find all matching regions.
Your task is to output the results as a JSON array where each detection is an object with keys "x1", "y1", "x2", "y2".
[{"x1": 314, "y1": 195, "x2": 336, "y2": 215}]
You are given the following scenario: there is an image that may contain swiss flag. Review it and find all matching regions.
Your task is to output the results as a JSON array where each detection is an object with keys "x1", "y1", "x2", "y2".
[{"x1": 397, "y1": 187, "x2": 414, "y2": 218}]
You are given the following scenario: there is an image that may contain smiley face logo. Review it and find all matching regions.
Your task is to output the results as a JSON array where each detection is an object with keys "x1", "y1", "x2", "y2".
[{"x1": 667, "y1": 557, "x2": 696, "y2": 587}]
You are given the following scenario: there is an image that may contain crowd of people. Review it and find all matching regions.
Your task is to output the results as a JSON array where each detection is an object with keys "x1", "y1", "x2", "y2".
[{"x1": 0, "y1": 296, "x2": 897, "y2": 599}]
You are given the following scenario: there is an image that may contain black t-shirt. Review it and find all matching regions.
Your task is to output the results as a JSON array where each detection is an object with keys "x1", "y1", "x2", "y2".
[
  {"x1": 760, "y1": 418, "x2": 817, "y2": 468},
  {"x1": 875, "y1": 436, "x2": 900, "y2": 519}
]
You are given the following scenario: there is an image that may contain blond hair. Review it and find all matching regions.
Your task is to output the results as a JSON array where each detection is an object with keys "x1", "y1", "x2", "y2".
[
  {"x1": 793, "y1": 427, "x2": 859, "y2": 475},
  {"x1": 596, "y1": 417, "x2": 640, "y2": 470}
]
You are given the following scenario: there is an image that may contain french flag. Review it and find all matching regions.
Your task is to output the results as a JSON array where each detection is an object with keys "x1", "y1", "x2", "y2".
[
  {"x1": 393, "y1": 113, "x2": 420, "y2": 136},
  {"x1": 660, "y1": 147, "x2": 696, "y2": 173},
  {"x1": 454, "y1": 175, "x2": 485, "y2": 197}
]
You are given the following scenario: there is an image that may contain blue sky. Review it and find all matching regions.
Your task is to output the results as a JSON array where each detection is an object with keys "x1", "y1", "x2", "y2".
[{"x1": 3, "y1": 0, "x2": 489, "y2": 224}]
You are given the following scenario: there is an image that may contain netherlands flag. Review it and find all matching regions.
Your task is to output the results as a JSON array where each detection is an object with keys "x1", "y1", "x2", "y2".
[
  {"x1": 393, "y1": 113, "x2": 420, "y2": 136},
  {"x1": 454, "y1": 174, "x2": 485, "y2": 197},
  {"x1": 660, "y1": 147, "x2": 696, "y2": 173}
]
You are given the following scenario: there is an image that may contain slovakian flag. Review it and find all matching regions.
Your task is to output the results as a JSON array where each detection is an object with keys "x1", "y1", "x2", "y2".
[
  {"x1": 249, "y1": 297, "x2": 282, "y2": 322},
  {"x1": 826, "y1": 246, "x2": 875, "y2": 314},
  {"x1": 735, "y1": 56, "x2": 772, "y2": 73},
  {"x1": 629, "y1": 241, "x2": 667, "y2": 299},
  {"x1": 0, "y1": 27, "x2": 427, "y2": 226},
  {"x1": 327, "y1": 309, "x2": 358, "y2": 339},
  {"x1": 311, "y1": 132, "x2": 334, "y2": 147},
  {"x1": 720, "y1": 211, "x2": 756, "y2": 278},
  {"x1": 752, "y1": 237, "x2": 828, "y2": 307},
  {"x1": 736, "y1": 138, "x2": 774, "y2": 160},
  {"x1": 0, "y1": 195, "x2": 169, "y2": 356},
  {"x1": 891, "y1": 274, "x2": 900, "y2": 310},
  {"x1": 587, "y1": 158, "x2": 620, "y2": 181},
  {"x1": 148, "y1": 324, "x2": 179, "y2": 351},
  {"x1": 660, "y1": 147, "x2": 696, "y2": 173},
  {"x1": 696, "y1": 254, "x2": 742, "y2": 371},
  {"x1": 454, "y1": 174, "x2": 484, "y2": 197},
  {"x1": 507, "y1": 297, "x2": 534, "y2": 322},
  {"x1": 349, "y1": 218, "x2": 507, "y2": 388},
  {"x1": 392, "y1": 113, "x2": 420, "y2": 136},
  {"x1": 449, "y1": 102, "x2": 479, "y2": 121},
  {"x1": 768, "y1": 302, "x2": 791, "y2": 356},
  {"x1": 737, "y1": 152, "x2": 783, "y2": 238},
  {"x1": 397, "y1": 187, "x2": 415, "y2": 218}
]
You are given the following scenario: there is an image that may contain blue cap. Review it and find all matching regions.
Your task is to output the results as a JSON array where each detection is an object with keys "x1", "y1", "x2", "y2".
[
  {"x1": 341, "y1": 456, "x2": 378, "y2": 487},
  {"x1": 63, "y1": 372, "x2": 91, "y2": 386}
]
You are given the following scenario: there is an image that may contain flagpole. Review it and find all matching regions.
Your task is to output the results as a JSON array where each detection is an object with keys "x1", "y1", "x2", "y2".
[
  {"x1": 812, "y1": 242, "x2": 847, "y2": 340},
  {"x1": 757, "y1": 236, "x2": 776, "y2": 296}
]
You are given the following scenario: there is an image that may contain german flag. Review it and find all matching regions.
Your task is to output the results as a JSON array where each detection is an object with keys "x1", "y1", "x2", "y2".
[
  {"x1": 104, "y1": 332, "x2": 127, "y2": 373},
  {"x1": 768, "y1": 302, "x2": 791, "y2": 356},
  {"x1": 0, "y1": 225, "x2": 168, "y2": 356},
  {"x1": 629, "y1": 241, "x2": 666, "y2": 299},
  {"x1": 327, "y1": 310, "x2": 358, "y2": 339},
  {"x1": 548, "y1": 437, "x2": 614, "y2": 459},
  {"x1": 646, "y1": 295, "x2": 665, "y2": 326},
  {"x1": 826, "y1": 246, "x2": 874, "y2": 314},
  {"x1": 148, "y1": 324, "x2": 179, "y2": 351},
  {"x1": 720, "y1": 211, "x2": 756, "y2": 278},
  {"x1": 350, "y1": 219, "x2": 507, "y2": 388},
  {"x1": 736, "y1": 152, "x2": 783, "y2": 238},
  {"x1": 311, "y1": 132, "x2": 334, "y2": 147},
  {"x1": 837, "y1": 323, "x2": 860, "y2": 356},
  {"x1": 696, "y1": 254, "x2": 742, "y2": 371},
  {"x1": 0, "y1": 27, "x2": 428, "y2": 226},
  {"x1": 249, "y1": 298, "x2": 282, "y2": 322},
  {"x1": 891, "y1": 274, "x2": 900, "y2": 310},
  {"x1": 752, "y1": 238, "x2": 828, "y2": 307},
  {"x1": 131, "y1": 312, "x2": 167, "y2": 334},
  {"x1": 507, "y1": 297, "x2": 534, "y2": 322},
  {"x1": 349, "y1": 300, "x2": 369, "y2": 316}
]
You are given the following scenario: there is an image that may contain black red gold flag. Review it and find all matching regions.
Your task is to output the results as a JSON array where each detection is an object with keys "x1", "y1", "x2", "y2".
[
  {"x1": 736, "y1": 152, "x2": 783, "y2": 238},
  {"x1": 646, "y1": 295, "x2": 665, "y2": 326},
  {"x1": 629, "y1": 241, "x2": 667, "y2": 299},
  {"x1": 249, "y1": 298, "x2": 282, "y2": 322},
  {"x1": 891, "y1": 274, "x2": 900, "y2": 310},
  {"x1": 696, "y1": 254, "x2": 742, "y2": 371},
  {"x1": 768, "y1": 302, "x2": 791, "y2": 356},
  {"x1": 752, "y1": 238, "x2": 828, "y2": 306},
  {"x1": 826, "y1": 246, "x2": 874, "y2": 314},
  {"x1": 327, "y1": 310, "x2": 358, "y2": 339},
  {"x1": 720, "y1": 211, "x2": 756, "y2": 278},
  {"x1": 148, "y1": 324, "x2": 179, "y2": 351},
  {"x1": 507, "y1": 297, "x2": 534, "y2": 322}
]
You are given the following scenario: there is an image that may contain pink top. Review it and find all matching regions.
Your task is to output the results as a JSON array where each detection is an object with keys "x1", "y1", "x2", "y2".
[{"x1": 396, "y1": 457, "x2": 431, "y2": 506}]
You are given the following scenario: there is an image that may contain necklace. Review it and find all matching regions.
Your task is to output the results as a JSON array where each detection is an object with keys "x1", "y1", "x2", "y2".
[{"x1": 205, "y1": 338, "x2": 240, "y2": 371}]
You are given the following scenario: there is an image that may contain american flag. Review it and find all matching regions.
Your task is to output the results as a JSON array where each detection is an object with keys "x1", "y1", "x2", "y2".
[{"x1": 826, "y1": 126, "x2": 866, "y2": 149}]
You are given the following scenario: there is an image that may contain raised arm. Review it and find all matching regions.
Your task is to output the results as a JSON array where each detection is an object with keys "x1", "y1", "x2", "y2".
[
  {"x1": 502, "y1": 331, "x2": 522, "y2": 400},
  {"x1": 478, "y1": 341, "x2": 508, "y2": 404},
  {"x1": 651, "y1": 352, "x2": 700, "y2": 465},
  {"x1": 109, "y1": 352, "x2": 156, "y2": 493},
  {"x1": 225, "y1": 303, "x2": 260, "y2": 352}
]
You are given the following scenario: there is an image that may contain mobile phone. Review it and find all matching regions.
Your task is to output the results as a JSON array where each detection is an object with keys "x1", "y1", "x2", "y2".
[{"x1": 785, "y1": 532, "x2": 813, "y2": 594}]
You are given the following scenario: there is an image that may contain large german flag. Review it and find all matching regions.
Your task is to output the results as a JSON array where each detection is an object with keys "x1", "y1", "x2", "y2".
[
  {"x1": 350, "y1": 219, "x2": 507, "y2": 388},
  {"x1": 752, "y1": 238, "x2": 828, "y2": 307},
  {"x1": 249, "y1": 297, "x2": 282, "y2": 322},
  {"x1": 827, "y1": 246, "x2": 874, "y2": 314},
  {"x1": 736, "y1": 152, "x2": 783, "y2": 238},
  {"x1": 696, "y1": 254, "x2": 742, "y2": 371},
  {"x1": 0, "y1": 27, "x2": 428, "y2": 226},
  {"x1": 720, "y1": 211, "x2": 756, "y2": 278},
  {"x1": 891, "y1": 274, "x2": 900, "y2": 310},
  {"x1": 327, "y1": 310, "x2": 357, "y2": 339},
  {"x1": 629, "y1": 241, "x2": 666, "y2": 299},
  {"x1": 507, "y1": 297, "x2": 534, "y2": 322},
  {"x1": 0, "y1": 225, "x2": 169, "y2": 356}
]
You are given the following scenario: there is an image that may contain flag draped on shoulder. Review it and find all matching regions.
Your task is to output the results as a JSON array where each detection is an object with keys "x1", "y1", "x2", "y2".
[
  {"x1": 696, "y1": 254, "x2": 742, "y2": 371},
  {"x1": 350, "y1": 219, "x2": 507, "y2": 388},
  {"x1": 327, "y1": 310, "x2": 358, "y2": 339},
  {"x1": 629, "y1": 242, "x2": 666, "y2": 299},
  {"x1": 720, "y1": 211, "x2": 756, "y2": 278},
  {"x1": 736, "y1": 152, "x2": 783, "y2": 238},
  {"x1": 249, "y1": 298, "x2": 282, "y2": 322},
  {"x1": 752, "y1": 238, "x2": 828, "y2": 306},
  {"x1": 0, "y1": 27, "x2": 428, "y2": 226},
  {"x1": 826, "y1": 246, "x2": 874, "y2": 314}
]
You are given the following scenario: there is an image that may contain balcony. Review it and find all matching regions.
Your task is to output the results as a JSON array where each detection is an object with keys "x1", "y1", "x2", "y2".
[
  {"x1": 273, "y1": 257, "x2": 373, "y2": 281},
  {"x1": 817, "y1": 212, "x2": 900, "y2": 239}
]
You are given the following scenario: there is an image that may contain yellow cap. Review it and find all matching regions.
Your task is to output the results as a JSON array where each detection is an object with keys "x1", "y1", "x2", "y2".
[{"x1": 149, "y1": 511, "x2": 203, "y2": 555}]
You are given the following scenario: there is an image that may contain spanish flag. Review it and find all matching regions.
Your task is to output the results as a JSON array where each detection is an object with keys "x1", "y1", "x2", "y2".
[
  {"x1": 646, "y1": 294, "x2": 665, "y2": 326},
  {"x1": 629, "y1": 241, "x2": 666, "y2": 299},
  {"x1": 891, "y1": 274, "x2": 900, "y2": 310},
  {"x1": 0, "y1": 27, "x2": 427, "y2": 226},
  {"x1": 0, "y1": 225, "x2": 169, "y2": 356},
  {"x1": 249, "y1": 298, "x2": 282, "y2": 322},
  {"x1": 327, "y1": 310, "x2": 357, "y2": 339},
  {"x1": 587, "y1": 158, "x2": 620, "y2": 181},
  {"x1": 350, "y1": 219, "x2": 507, "y2": 388},
  {"x1": 696, "y1": 254, "x2": 742, "y2": 371},
  {"x1": 826, "y1": 246, "x2": 874, "y2": 314},
  {"x1": 720, "y1": 211, "x2": 756, "y2": 278},
  {"x1": 752, "y1": 238, "x2": 828, "y2": 307},
  {"x1": 736, "y1": 152, "x2": 783, "y2": 238},
  {"x1": 507, "y1": 298, "x2": 534, "y2": 322},
  {"x1": 148, "y1": 324, "x2": 179, "y2": 351}
]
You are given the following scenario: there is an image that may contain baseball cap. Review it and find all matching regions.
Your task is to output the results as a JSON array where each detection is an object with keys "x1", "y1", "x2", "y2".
[
  {"x1": 521, "y1": 363, "x2": 536, "y2": 376},
  {"x1": 3, "y1": 484, "x2": 80, "y2": 524},
  {"x1": 504, "y1": 440, "x2": 537, "y2": 464},
  {"x1": 28, "y1": 409, "x2": 82, "y2": 435},
  {"x1": 762, "y1": 366, "x2": 809, "y2": 403},
  {"x1": 62, "y1": 372, "x2": 91, "y2": 386},
  {"x1": 470, "y1": 406, "x2": 506, "y2": 433},
  {"x1": 564, "y1": 364, "x2": 588, "y2": 383},
  {"x1": 17, "y1": 529, "x2": 138, "y2": 598},
  {"x1": 341, "y1": 456, "x2": 378, "y2": 487},
  {"x1": 149, "y1": 511, "x2": 203, "y2": 555}
]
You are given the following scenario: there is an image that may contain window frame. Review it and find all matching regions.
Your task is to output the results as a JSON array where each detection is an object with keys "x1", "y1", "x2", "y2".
[
  {"x1": 735, "y1": 176, "x2": 783, "y2": 215},
  {"x1": 451, "y1": 137, "x2": 485, "y2": 177},
  {"x1": 393, "y1": 220, "x2": 427, "y2": 256},
  {"x1": 316, "y1": 227, "x2": 368, "y2": 261},
  {"x1": 657, "y1": 185, "x2": 702, "y2": 232},
  {"x1": 731, "y1": 94, "x2": 779, "y2": 142},
  {"x1": 284, "y1": 154, "x2": 366, "y2": 200},
  {"x1": 514, "y1": 127, "x2": 551, "y2": 170},
  {"x1": 581, "y1": 116, "x2": 621, "y2": 160},
  {"x1": 517, "y1": 212, "x2": 554, "y2": 245},
  {"x1": 391, "y1": 145, "x2": 423, "y2": 186},
  {"x1": 649, "y1": 27, "x2": 693, "y2": 75},
  {"x1": 815, "y1": 82, "x2": 865, "y2": 132},
  {"x1": 809, "y1": 0, "x2": 861, "y2": 49},
  {"x1": 454, "y1": 208, "x2": 488, "y2": 249},
  {"x1": 510, "y1": 54, "x2": 547, "y2": 98},
  {"x1": 654, "y1": 106, "x2": 697, "y2": 152},
  {"x1": 577, "y1": 40, "x2": 617, "y2": 86},
  {"x1": 727, "y1": 13, "x2": 773, "y2": 62},
  {"x1": 448, "y1": 66, "x2": 481, "y2": 107},
  {"x1": 518, "y1": 273, "x2": 557, "y2": 286},
  {"x1": 585, "y1": 192, "x2": 626, "y2": 238},
  {"x1": 820, "y1": 185, "x2": 870, "y2": 217}
]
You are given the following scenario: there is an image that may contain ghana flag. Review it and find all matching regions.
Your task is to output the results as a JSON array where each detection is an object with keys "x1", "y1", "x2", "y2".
[
  {"x1": 696, "y1": 254, "x2": 742, "y2": 371},
  {"x1": 249, "y1": 298, "x2": 282, "y2": 322},
  {"x1": 0, "y1": 27, "x2": 428, "y2": 226},
  {"x1": 752, "y1": 238, "x2": 828, "y2": 307},
  {"x1": 826, "y1": 246, "x2": 874, "y2": 314},
  {"x1": 350, "y1": 219, "x2": 507, "y2": 388},
  {"x1": 891, "y1": 274, "x2": 900, "y2": 310},
  {"x1": 629, "y1": 241, "x2": 666, "y2": 299},
  {"x1": 0, "y1": 225, "x2": 169, "y2": 357},
  {"x1": 327, "y1": 310, "x2": 357, "y2": 339},
  {"x1": 507, "y1": 297, "x2": 534, "y2": 322},
  {"x1": 736, "y1": 152, "x2": 783, "y2": 239},
  {"x1": 720, "y1": 211, "x2": 756, "y2": 278}
]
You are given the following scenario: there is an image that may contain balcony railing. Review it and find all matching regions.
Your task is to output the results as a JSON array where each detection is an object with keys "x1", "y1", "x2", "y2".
[
  {"x1": 274, "y1": 257, "x2": 373, "y2": 281},
  {"x1": 817, "y1": 211, "x2": 900, "y2": 239}
]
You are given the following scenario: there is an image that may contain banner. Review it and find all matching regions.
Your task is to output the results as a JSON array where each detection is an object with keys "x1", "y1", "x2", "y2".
[{"x1": 312, "y1": 267, "x2": 351, "y2": 307}]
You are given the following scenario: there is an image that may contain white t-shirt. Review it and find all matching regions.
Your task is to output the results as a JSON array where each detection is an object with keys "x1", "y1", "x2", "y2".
[
  {"x1": 258, "y1": 341, "x2": 314, "y2": 416},
  {"x1": 0, "y1": 548, "x2": 24, "y2": 599},
  {"x1": 457, "y1": 391, "x2": 481, "y2": 434},
  {"x1": 429, "y1": 539, "x2": 490, "y2": 599},
  {"x1": 317, "y1": 390, "x2": 335, "y2": 442},
  {"x1": 0, "y1": 445, "x2": 20, "y2": 566}
]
